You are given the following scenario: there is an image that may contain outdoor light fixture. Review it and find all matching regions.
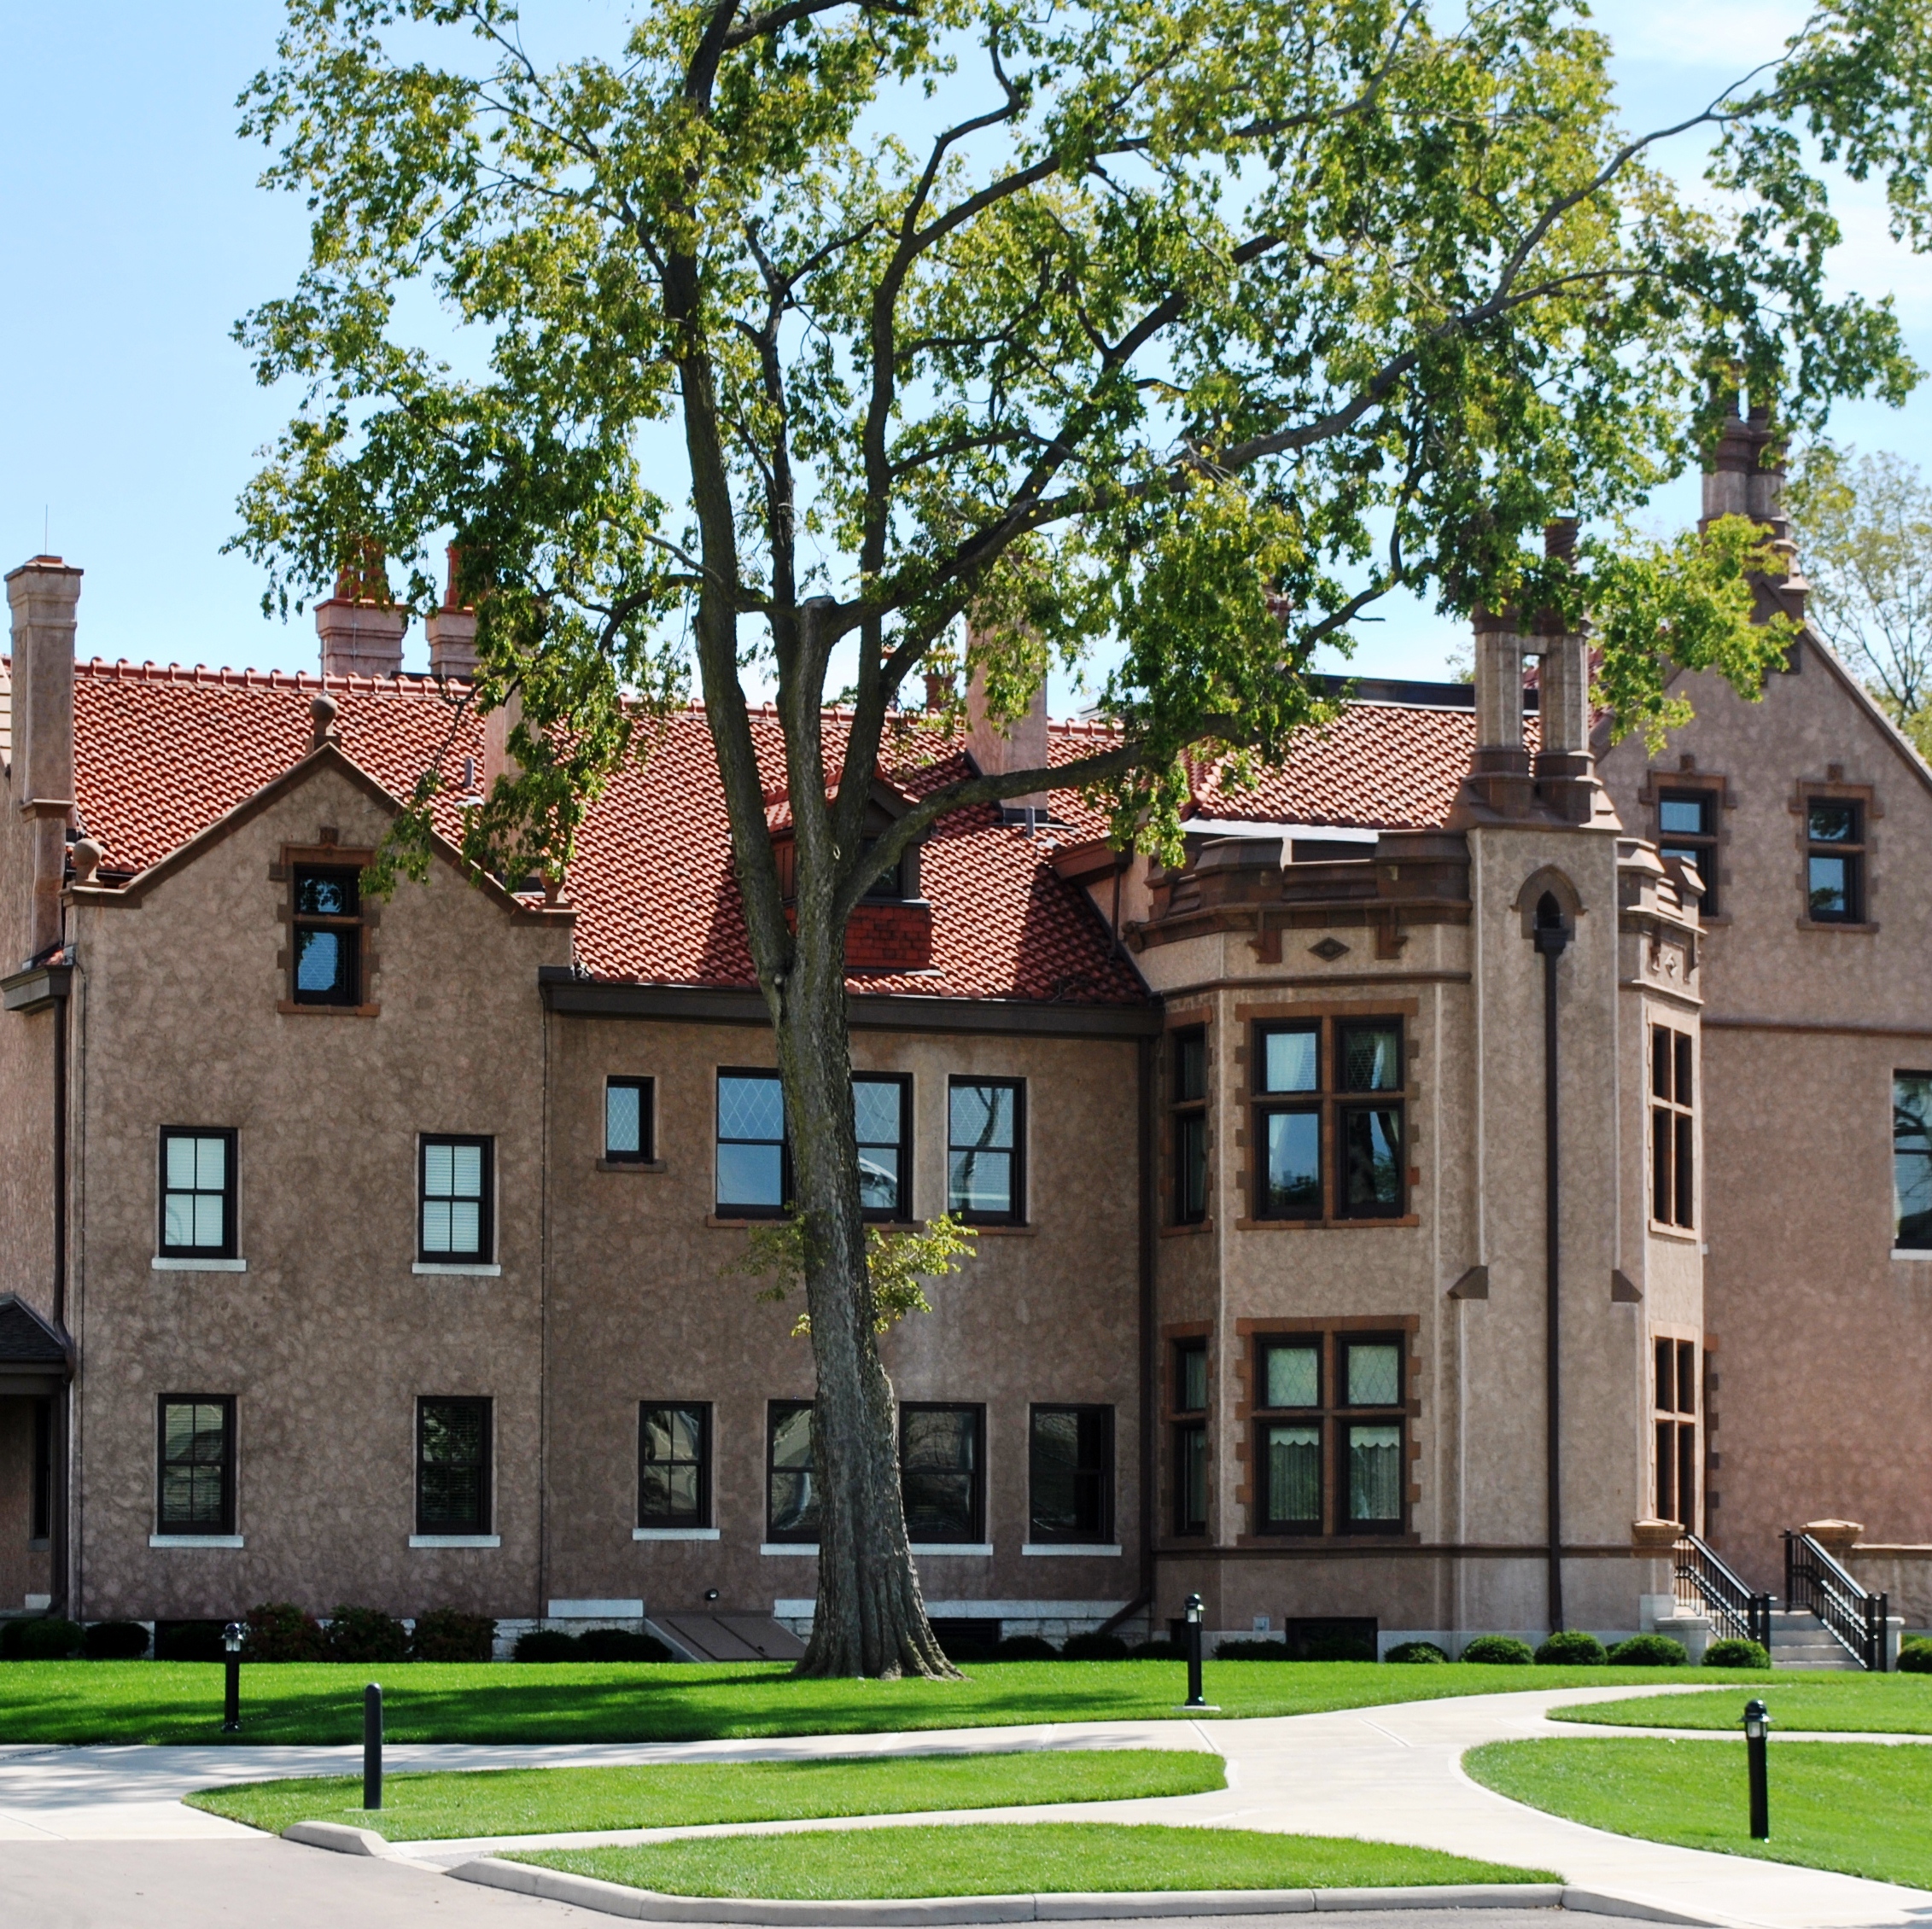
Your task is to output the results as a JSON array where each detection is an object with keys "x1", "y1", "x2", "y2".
[
  {"x1": 1742, "y1": 1698, "x2": 1771, "y2": 1839},
  {"x1": 1182, "y1": 1593, "x2": 1208, "y2": 1710},
  {"x1": 705, "y1": 1589, "x2": 720, "y2": 1602},
  {"x1": 221, "y1": 1620, "x2": 244, "y2": 1733}
]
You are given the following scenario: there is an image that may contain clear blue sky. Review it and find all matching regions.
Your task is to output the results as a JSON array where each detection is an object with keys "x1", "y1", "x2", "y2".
[{"x1": 3, "y1": 1, "x2": 1927, "y2": 686}]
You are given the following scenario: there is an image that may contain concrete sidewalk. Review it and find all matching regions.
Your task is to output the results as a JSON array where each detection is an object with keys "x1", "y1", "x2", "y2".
[{"x1": 5, "y1": 1686, "x2": 1931, "y2": 1929}]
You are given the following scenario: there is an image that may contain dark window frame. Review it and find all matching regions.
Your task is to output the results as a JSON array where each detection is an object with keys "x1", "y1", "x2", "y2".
[
  {"x1": 1169, "y1": 1337, "x2": 1210, "y2": 1536},
  {"x1": 1649, "y1": 1027, "x2": 1696, "y2": 1231},
  {"x1": 946, "y1": 1076, "x2": 1027, "y2": 1225},
  {"x1": 1250, "y1": 1330, "x2": 1409, "y2": 1538},
  {"x1": 717, "y1": 1068, "x2": 791, "y2": 1219},
  {"x1": 1803, "y1": 795, "x2": 1867, "y2": 924},
  {"x1": 416, "y1": 1395, "x2": 493, "y2": 1536},
  {"x1": 766, "y1": 1399, "x2": 818, "y2": 1542},
  {"x1": 31, "y1": 1396, "x2": 51, "y2": 1542},
  {"x1": 1252, "y1": 1334, "x2": 1323, "y2": 1537},
  {"x1": 1656, "y1": 788, "x2": 1721, "y2": 915},
  {"x1": 1027, "y1": 1403, "x2": 1115, "y2": 1544},
  {"x1": 1252, "y1": 1017, "x2": 1407, "y2": 1224},
  {"x1": 417, "y1": 1134, "x2": 495, "y2": 1262},
  {"x1": 604, "y1": 1076, "x2": 657, "y2": 1164},
  {"x1": 156, "y1": 1394, "x2": 236, "y2": 1536},
  {"x1": 1653, "y1": 1339, "x2": 1700, "y2": 1531},
  {"x1": 899, "y1": 1402, "x2": 986, "y2": 1544},
  {"x1": 1170, "y1": 1028, "x2": 1209, "y2": 1226},
  {"x1": 854, "y1": 1072, "x2": 913, "y2": 1221},
  {"x1": 638, "y1": 1401, "x2": 711, "y2": 1529},
  {"x1": 157, "y1": 1126, "x2": 239, "y2": 1260},
  {"x1": 290, "y1": 861, "x2": 366, "y2": 1007},
  {"x1": 1894, "y1": 1070, "x2": 1932, "y2": 1252}
]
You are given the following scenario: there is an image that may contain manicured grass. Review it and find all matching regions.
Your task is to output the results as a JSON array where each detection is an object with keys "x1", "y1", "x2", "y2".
[
  {"x1": 1466, "y1": 1737, "x2": 1932, "y2": 1891},
  {"x1": 1550, "y1": 1676, "x2": 1932, "y2": 1734},
  {"x1": 187, "y1": 1747, "x2": 1224, "y2": 1842},
  {"x1": 515, "y1": 1821, "x2": 1555, "y2": 1898},
  {"x1": 0, "y1": 1659, "x2": 1779, "y2": 1746}
]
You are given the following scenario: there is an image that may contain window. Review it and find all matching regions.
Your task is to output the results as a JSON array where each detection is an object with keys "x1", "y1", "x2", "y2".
[
  {"x1": 605, "y1": 1078, "x2": 655, "y2": 1163},
  {"x1": 1894, "y1": 1075, "x2": 1932, "y2": 1251},
  {"x1": 292, "y1": 864, "x2": 362, "y2": 1005},
  {"x1": 417, "y1": 1396, "x2": 491, "y2": 1535},
  {"x1": 718, "y1": 1071, "x2": 787, "y2": 1216},
  {"x1": 767, "y1": 1402, "x2": 818, "y2": 1541},
  {"x1": 1654, "y1": 1339, "x2": 1699, "y2": 1531},
  {"x1": 1650, "y1": 1028, "x2": 1695, "y2": 1230},
  {"x1": 855, "y1": 1075, "x2": 912, "y2": 1220},
  {"x1": 419, "y1": 1136, "x2": 493, "y2": 1261},
  {"x1": 1029, "y1": 1405, "x2": 1113, "y2": 1543},
  {"x1": 1806, "y1": 799, "x2": 1865, "y2": 922},
  {"x1": 1252, "y1": 1017, "x2": 1405, "y2": 1222},
  {"x1": 157, "y1": 1396, "x2": 235, "y2": 1535},
  {"x1": 1171, "y1": 1337, "x2": 1208, "y2": 1536},
  {"x1": 900, "y1": 1404, "x2": 984, "y2": 1543},
  {"x1": 1252, "y1": 1331, "x2": 1408, "y2": 1536},
  {"x1": 32, "y1": 1398, "x2": 51, "y2": 1542},
  {"x1": 948, "y1": 1078, "x2": 1024, "y2": 1223},
  {"x1": 1170, "y1": 1029, "x2": 1208, "y2": 1225},
  {"x1": 1656, "y1": 790, "x2": 1719, "y2": 914},
  {"x1": 639, "y1": 1403, "x2": 710, "y2": 1528},
  {"x1": 158, "y1": 1128, "x2": 237, "y2": 1259}
]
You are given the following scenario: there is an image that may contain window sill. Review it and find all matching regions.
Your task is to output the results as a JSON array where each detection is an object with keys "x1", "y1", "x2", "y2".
[
  {"x1": 1022, "y1": 1542, "x2": 1122, "y2": 1557},
  {"x1": 761, "y1": 1541, "x2": 819, "y2": 1555},
  {"x1": 1235, "y1": 1214, "x2": 1419, "y2": 1232},
  {"x1": 149, "y1": 1533, "x2": 243, "y2": 1548},
  {"x1": 1161, "y1": 1221, "x2": 1213, "y2": 1238},
  {"x1": 912, "y1": 1542, "x2": 994, "y2": 1557},
  {"x1": 1892, "y1": 1249, "x2": 1932, "y2": 1262},
  {"x1": 709, "y1": 1214, "x2": 791, "y2": 1229},
  {"x1": 277, "y1": 999, "x2": 382, "y2": 1017},
  {"x1": 550, "y1": 1597, "x2": 645, "y2": 1617},
  {"x1": 598, "y1": 1158, "x2": 668, "y2": 1174},
  {"x1": 634, "y1": 1526, "x2": 721, "y2": 1541},
  {"x1": 1647, "y1": 1223, "x2": 1699, "y2": 1244},
  {"x1": 411, "y1": 1262, "x2": 502, "y2": 1276},
  {"x1": 1795, "y1": 919, "x2": 1878, "y2": 934},
  {"x1": 955, "y1": 1222, "x2": 1036, "y2": 1237},
  {"x1": 409, "y1": 1533, "x2": 500, "y2": 1548},
  {"x1": 151, "y1": 1256, "x2": 247, "y2": 1272}
]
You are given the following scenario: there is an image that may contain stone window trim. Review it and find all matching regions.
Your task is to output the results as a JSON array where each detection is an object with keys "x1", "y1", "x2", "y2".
[
  {"x1": 1790, "y1": 775, "x2": 1881, "y2": 931},
  {"x1": 1232, "y1": 999, "x2": 1421, "y2": 1230},
  {"x1": 1231, "y1": 1314, "x2": 1421, "y2": 1546},
  {"x1": 1633, "y1": 766, "x2": 1731, "y2": 923},
  {"x1": 271, "y1": 835, "x2": 382, "y2": 1016}
]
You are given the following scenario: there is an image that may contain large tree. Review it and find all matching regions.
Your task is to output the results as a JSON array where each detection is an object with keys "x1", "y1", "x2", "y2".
[{"x1": 234, "y1": 0, "x2": 1927, "y2": 1675}]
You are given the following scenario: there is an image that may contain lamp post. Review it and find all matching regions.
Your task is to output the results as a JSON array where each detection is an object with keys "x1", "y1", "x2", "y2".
[
  {"x1": 1743, "y1": 1698, "x2": 1771, "y2": 1839},
  {"x1": 363, "y1": 1682, "x2": 384, "y2": 1810},
  {"x1": 1183, "y1": 1593, "x2": 1207, "y2": 1709},
  {"x1": 221, "y1": 1621, "x2": 244, "y2": 1733}
]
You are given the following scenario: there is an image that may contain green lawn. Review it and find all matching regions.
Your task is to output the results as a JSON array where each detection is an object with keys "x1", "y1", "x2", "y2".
[
  {"x1": 1465, "y1": 1738, "x2": 1932, "y2": 1891},
  {"x1": 1550, "y1": 1676, "x2": 1932, "y2": 1734},
  {"x1": 0, "y1": 1659, "x2": 1777, "y2": 1746},
  {"x1": 188, "y1": 1747, "x2": 1223, "y2": 1842},
  {"x1": 514, "y1": 1821, "x2": 1555, "y2": 1898}
]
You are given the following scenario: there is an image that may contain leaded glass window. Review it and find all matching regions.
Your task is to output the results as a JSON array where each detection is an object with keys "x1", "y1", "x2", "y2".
[
  {"x1": 948, "y1": 1079, "x2": 1024, "y2": 1222},
  {"x1": 854, "y1": 1075, "x2": 910, "y2": 1219},
  {"x1": 718, "y1": 1071, "x2": 786, "y2": 1215}
]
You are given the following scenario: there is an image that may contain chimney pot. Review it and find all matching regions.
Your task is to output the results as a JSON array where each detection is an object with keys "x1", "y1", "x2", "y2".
[
  {"x1": 964, "y1": 626, "x2": 1050, "y2": 821},
  {"x1": 316, "y1": 543, "x2": 406, "y2": 678}
]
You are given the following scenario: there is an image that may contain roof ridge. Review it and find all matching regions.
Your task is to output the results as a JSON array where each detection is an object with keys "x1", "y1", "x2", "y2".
[{"x1": 75, "y1": 656, "x2": 474, "y2": 695}]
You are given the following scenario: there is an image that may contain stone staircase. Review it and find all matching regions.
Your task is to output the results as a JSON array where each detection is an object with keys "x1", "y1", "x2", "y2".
[{"x1": 1766, "y1": 1606, "x2": 1865, "y2": 1670}]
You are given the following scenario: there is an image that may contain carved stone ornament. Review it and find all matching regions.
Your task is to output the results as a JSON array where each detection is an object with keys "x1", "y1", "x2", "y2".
[{"x1": 1309, "y1": 936, "x2": 1350, "y2": 961}]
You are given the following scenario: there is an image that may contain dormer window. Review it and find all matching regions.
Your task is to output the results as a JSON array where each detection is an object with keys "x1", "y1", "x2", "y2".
[
  {"x1": 293, "y1": 865, "x2": 362, "y2": 1005},
  {"x1": 861, "y1": 839, "x2": 908, "y2": 900}
]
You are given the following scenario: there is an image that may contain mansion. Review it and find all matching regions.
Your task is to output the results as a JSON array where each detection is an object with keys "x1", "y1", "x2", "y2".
[{"x1": 3, "y1": 420, "x2": 1930, "y2": 1658}]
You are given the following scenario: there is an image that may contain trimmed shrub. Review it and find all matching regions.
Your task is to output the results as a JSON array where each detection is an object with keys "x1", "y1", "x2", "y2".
[
  {"x1": 1301, "y1": 1630, "x2": 1377, "y2": 1661},
  {"x1": 1536, "y1": 1629, "x2": 1608, "y2": 1666},
  {"x1": 155, "y1": 1619, "x2": 227, "y2": 1663},
  {"x1": 1059, "y1": 1630, "x2": 1130, "y2": 1660},
  {"x1": 1458, "y1": 1635, "x2": 1535, "y2": 1665},
  {"x1": 1385, "y1": 1641, "x2": 1450, "y2": 1664},
  {"x1": 1607, "y1": 1635, "x2": 1689, "y2": 1667},
  {"x1": 1213, "y1": 1638, "x2": 1293, "y2": 1660},
  {"x1": 1897, "y1": 1638, "x2": 1932, "y2": 1674},
  {"x1": 326, "y1": 1605, "x2": 411, "y2": 1664},
  {"x1": 1128, "y1": 1637, "x2": 1188, "y2": 1660},
  {"x1": 83, "y1": 1620, "x2": 150, "y2": 1660},
  {"x1": 243, "y1": 1601, "x2": 327, "y2": 1662},
  {"x1": 1703, "y1": 1637, "x2": 1771, "y2": 1669},
  {"x1": 514, "y1": 1629, "x2": 581, "y2": 1662},
  {"x1": 411, "y1": 1608, "x2": 497, "y2": 1663},
  {"x1": 575, "y1": 1628, "x2": 673, "y2": 1663},
  {"x1": 2, "y1": 1616, "x2": 84, "y2": 1659},
  {"x1": 993, "y1": 1635, "x2": 1058, "y2": 1660}
]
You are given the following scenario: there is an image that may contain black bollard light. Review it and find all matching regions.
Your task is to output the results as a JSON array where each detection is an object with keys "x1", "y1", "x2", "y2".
[
  {"x1": 363, "y1": 1682, "x2": 384, "y2": 1810},
  {"x1": 1743, "y1": 1698, "x2": 1771, "y2": 1839},
  {"x1": 1183, "y1": 1593, "x2": 1207, "y2": 1708},
  {"x1": 221, "y1": 1620, "x2": 245, "y2": 1733}
]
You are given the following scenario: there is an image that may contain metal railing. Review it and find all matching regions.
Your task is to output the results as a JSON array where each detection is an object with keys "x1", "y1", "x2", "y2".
[
  {"x1": 1674, "y1": 1531, "x2": 1772, "y2": 1648},
  {"x1": 1784, "y1": 1530, "x2": 1889, "y2": 1671}
]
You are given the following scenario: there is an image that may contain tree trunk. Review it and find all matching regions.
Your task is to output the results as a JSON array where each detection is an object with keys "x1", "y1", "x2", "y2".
[{"x1": 775, "y1": 895, "x2": 957, "y2": 1681}]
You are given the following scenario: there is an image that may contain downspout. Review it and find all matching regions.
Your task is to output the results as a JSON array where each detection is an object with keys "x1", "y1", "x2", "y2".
[
  {"x1": 50, "y1": 968, "x2": 71, "y2": 1618},
  {"x1": 1534, "y1": 896, "x2": 1570, "y2": 1634},
  {"x1": 1136, "y1": 1029, "x2": 1157, "y2": 1632}
]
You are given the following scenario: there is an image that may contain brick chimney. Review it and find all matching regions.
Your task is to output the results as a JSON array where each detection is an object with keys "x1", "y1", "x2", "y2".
[
  {"x1": 965, "y1": 628, "x2": 1050, "y2": 825},
  {"x1": 425, "y1": 544, "x2": 479, "y2": 681},
  {"x1": 5, "y1": 557, "x2": 81, "y2": 958},
  {"x1": 314, "y1": 544, "x2": 406, "y2": 679},
  {"x1": 1701, "y1": 393, "x2": 1807, "y2": 626}
]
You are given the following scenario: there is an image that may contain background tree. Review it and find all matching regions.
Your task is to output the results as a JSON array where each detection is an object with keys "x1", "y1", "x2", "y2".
[
  {"x1": 233, "y1": 0, "x2": 1929, "y2": 1676},
  {"x1": 1789, "y1": 441, "x2": 1932, "y2": 758}
]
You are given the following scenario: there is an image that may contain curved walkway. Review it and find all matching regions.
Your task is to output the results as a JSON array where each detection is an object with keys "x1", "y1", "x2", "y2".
[{"x1": 4, "y1": 1686, "x2": 1930, "y2": 1929}]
